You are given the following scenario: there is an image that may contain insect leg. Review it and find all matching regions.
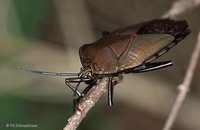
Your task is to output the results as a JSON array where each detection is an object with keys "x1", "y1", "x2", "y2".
[
  {"x1": 75, "y1": 79, "x2": 97, "y2": 106},
  {"x1": 72, "y1": 77, "x2": 83, "y2": 111},
  {"x1": 65, "y1": 80, "x2": 82, "y2": 97},
  {"x1": 108, "y1": 77, "x2": 114, "y2": 106},
  {"x1": 65, "y1": 77, "x2": 93, "y2": 111},
  {"x1": 65, "y1": 78, "x2": 91, "y2": 96},
  {"x1": 131, "y1": 60, "x2": 173, "y2": 73},
  {"x1": 81, "y1": 79, "x2": 97, "y2": 96}
]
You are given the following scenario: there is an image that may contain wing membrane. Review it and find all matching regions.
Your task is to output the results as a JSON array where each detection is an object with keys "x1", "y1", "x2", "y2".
[{"x1": 118, "y1": 34, "x2": 174, "y2": 70}]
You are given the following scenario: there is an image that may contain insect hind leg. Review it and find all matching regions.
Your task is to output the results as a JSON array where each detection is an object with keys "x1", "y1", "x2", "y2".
[{"x1": 130, "y1": 60, "x2": 173, "y2": 73}]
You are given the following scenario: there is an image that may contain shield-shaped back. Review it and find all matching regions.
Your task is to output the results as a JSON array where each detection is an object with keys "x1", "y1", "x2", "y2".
[{"x1": 79, "y1": 34, "x2": 133, "y2": 74}]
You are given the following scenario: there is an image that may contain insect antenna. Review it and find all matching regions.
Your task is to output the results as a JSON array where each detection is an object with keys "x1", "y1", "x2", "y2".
[{"x1": 20, "y1": 67, "x2": 79, "y2": 76}]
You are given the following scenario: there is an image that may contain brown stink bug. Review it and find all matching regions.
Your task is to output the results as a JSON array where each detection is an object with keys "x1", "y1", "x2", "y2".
[{"x1": 21, "y1": 19, "x2": 190, "y2": 107}]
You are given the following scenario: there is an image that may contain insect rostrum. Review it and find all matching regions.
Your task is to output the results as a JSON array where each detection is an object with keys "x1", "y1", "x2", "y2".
[{"x1": 21, "y1": 19, "x2": 190, "y2": 108}]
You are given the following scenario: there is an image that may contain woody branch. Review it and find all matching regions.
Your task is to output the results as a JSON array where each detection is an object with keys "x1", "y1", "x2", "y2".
[
  {"x1": 163, "y1": 0, "x2": 200, "y2": 130},
  {"x1": 63, "y1": 78, "x2": 109, "y2": 130}
]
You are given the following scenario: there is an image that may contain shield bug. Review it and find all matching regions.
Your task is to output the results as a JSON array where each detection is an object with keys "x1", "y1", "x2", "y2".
[{"x1": 21, "y1": 19, "x2": 190, "y2": 107}]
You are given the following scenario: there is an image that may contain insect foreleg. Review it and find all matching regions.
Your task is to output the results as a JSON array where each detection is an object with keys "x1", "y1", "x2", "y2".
[
  {"x1": 72, "y1": 77, "x2": 83, "y2": 111},
  {"x1": 74, "y1": 80, "x2": 97, "y2": 108},
  {"x1": 65, "y1": 80, "x2": 82, "y2": 97},
  {"x1": 65, "y1": 77, "x2": 91, "y2": 96},
  {"x1": 65, "y1": 77, "x2": 94, "y2": 110}
]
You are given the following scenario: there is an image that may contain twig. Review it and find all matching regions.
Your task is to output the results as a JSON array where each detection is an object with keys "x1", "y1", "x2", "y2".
[
  {"x1": 162, "y1": 0, "x2": 200, "y2": 19},
  {"x1": 63, "y1": 77, "x2": 109, "y2": 130},
  {"x1": 162, "y1": 0, "x2": 200, "y2": 130},
  {"x1": 163, "y1": 32, "x2": 200, "y2": 130}
]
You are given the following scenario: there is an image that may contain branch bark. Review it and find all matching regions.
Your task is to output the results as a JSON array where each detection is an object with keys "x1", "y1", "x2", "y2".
[{"x1": 63, "y1": 77, "x2": 109, "y2": 130}]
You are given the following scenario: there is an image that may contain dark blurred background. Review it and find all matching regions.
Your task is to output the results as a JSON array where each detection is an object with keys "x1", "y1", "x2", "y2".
[{"x1": 0, "y1": 0, "x2": 199, "y2": 130}]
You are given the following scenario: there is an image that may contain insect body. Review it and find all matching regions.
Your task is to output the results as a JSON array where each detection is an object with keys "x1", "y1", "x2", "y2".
[
  {"x1": 80, "y1": 33, "x2": 174, "y2": 74},
  {"x1": 21, "y1": 19, "x2": 190, "y2": 108},
  {"x1": 80, "y1": 19, "x2": 190, "y2": 75}
]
